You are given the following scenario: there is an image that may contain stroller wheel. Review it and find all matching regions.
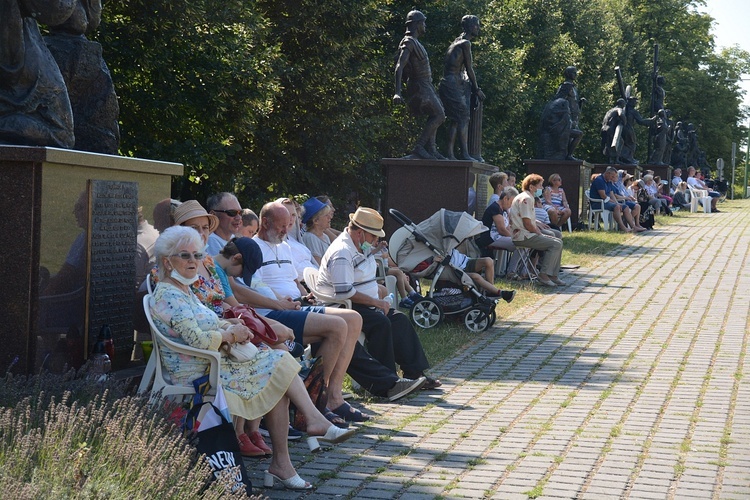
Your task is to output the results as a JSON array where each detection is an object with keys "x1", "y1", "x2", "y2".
[
  {"x1": 410, "y1": 298, "x2": 444, "y2": 329},
  {"x1": 464, "y1": 307, "x2": 494, "y2": 332}
]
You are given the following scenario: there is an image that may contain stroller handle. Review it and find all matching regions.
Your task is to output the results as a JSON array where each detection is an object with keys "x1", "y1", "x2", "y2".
[{"x1": 389, "y1": 208, "x2": 414, "y2": 227}]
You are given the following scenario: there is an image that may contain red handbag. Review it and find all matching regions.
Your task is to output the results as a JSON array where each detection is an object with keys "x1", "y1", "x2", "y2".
[{"x1": 223, "y1": 306, "x2": 280, "y2": 346}]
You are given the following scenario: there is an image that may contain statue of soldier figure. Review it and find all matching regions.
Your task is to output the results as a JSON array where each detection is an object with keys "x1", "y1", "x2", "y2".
[
  {"x1": 601, "y1": 98, "x2": 626, "y2": 163},
  {"x1": 538, "y1": 66, "x2": 584, "y2": 161},
  {"x1": 393, "y1": 10, "x2": 446, "y2": 160},
  {"x1": 555, "y1": 66, "x2": 585, "y2": 160},
  {"x1": 438, "y1": 15, "x2": 485, "y2": 161},
  {"x1": 620, "y1": 92, "x2": 654, "y2": 164},
  {"x1": 648, "y1": 108, "x2": 670, "y2": 165}
]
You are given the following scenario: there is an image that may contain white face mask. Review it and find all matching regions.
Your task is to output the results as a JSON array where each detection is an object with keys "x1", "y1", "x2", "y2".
[{"x1": 171, "y1": 268, "x2": 199, "y2": 286}]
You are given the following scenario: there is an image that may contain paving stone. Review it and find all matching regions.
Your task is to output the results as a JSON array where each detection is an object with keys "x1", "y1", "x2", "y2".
[{"x1": 261, "y1": 208, "x2": 750, "y2": 499}]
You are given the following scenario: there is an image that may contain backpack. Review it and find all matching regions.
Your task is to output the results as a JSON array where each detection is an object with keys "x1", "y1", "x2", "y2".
[{"x1": 289, "y1": 357, "x2": 327, "y2": 432}]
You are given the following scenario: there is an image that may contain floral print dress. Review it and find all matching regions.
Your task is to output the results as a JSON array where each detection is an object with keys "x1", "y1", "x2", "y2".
[{"x1": 149, "y1": 282, "x2": 299, "y2": 420}]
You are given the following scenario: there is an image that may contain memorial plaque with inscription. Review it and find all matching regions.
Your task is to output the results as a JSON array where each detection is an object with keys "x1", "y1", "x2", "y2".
[{"x1": 86, "y1": 180, "x2": 138, "y2": 369}]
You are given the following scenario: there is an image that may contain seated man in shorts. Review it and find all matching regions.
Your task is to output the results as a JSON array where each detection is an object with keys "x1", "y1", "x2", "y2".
[{"x1": 589, "y1": 167, "x2": 643, "y2": 232}]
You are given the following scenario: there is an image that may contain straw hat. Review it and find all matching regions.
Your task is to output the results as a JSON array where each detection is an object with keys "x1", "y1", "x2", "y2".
[
  {"x1": 349, "y1": 207, "x2": 385, "y2": 237},
  {"x1": 172, "y1": 200, "x2": 219, "y2": 233}
]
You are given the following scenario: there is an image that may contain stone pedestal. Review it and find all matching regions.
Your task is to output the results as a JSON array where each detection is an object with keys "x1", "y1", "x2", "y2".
[
  {"x1": 381, "y1": 159, "x2": 498, "y2": 236},
  {"x1": 0, "y1": 146, "x2": 182, "y2": 374},
  {"x1": 523, "y1": 159, "x2": 592, "y2": 228}
]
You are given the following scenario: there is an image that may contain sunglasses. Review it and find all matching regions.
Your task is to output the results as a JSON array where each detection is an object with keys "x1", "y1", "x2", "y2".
[
  {"x1": 214, "y1": 209, "x2": 241, "y2": 217},
  {"x1": 171, "y1": 251, "x2": 205, "y2": 261}
]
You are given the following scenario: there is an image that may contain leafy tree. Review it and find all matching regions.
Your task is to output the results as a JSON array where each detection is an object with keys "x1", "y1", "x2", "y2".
[
  {"x1": 95, "y1": 0, "x2": 749, "y2": 204},
  {"x1": 96, "y1": 0, "x2": 283, "y2": 202}
]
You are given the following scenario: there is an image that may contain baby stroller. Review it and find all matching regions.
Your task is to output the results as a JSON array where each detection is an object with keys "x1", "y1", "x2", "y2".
[{"x1": 388, "y1": 208, "x2": 499, "y2": 332}]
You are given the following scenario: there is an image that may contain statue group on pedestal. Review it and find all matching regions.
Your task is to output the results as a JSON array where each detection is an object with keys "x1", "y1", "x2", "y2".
[
  {"x1": 535, "y1": 44, "x2": 710, "y2": 170},
  {"x1": 393, "y1": 11, "x2": 484, "y2": 162}
]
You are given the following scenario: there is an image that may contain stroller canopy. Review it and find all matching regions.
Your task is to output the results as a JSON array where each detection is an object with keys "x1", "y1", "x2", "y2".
[{"x1": 390, "y1": 209, "x2": 487, "y2": 272}]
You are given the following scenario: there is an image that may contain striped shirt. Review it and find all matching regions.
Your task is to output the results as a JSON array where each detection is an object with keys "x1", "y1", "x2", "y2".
[{"x1": 317, "y1": 229, "x2": 379, "y2": 300}]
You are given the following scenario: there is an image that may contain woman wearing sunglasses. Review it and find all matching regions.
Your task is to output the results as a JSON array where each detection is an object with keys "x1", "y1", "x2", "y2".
[{"x1": 149, "y1": 226, "x2": 354, "y2": 490}]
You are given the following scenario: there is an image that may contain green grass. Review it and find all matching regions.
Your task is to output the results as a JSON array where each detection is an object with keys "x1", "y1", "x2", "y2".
[{"x1": 415, "y1": 227, "x2": 639, "y2": 367}]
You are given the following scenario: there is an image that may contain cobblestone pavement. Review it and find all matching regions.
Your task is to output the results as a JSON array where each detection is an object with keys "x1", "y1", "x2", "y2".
[{"x1": 247, "y1": 202, "x2": 750, "y2": 499}]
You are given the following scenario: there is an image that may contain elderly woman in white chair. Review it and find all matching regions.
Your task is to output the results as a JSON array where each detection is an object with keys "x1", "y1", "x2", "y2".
[{"x1": 150, "y1": 226, "x2": 354, "y2": 490}]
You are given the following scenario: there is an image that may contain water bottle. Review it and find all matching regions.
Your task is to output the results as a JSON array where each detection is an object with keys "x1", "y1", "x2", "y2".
[{"x1": 385, "y1": 293, "x2": 395, "y2": 308}]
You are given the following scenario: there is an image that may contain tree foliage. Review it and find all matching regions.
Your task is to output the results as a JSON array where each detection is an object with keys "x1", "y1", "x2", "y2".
[{"x1": 96, "y1": 0, "x2": 750, "y2": 208}]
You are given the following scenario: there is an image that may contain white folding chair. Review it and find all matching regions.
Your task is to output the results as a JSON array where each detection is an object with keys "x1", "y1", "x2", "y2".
[
  {"x1": 689, "y1": 187, "x2": 711, "y2": 213},
  {"x1": 584, "y1": 191, "x2": 614, "y2": 231},
  {"x1": 303, "y1": 267, "x2": 367, "y2": 348},
  {"x1": 375, "y1": 258, "x2": 398, "y2": 301},
  {"x1": 303, "y1": 267, "x2": 352, "y2": 308},
  {"x1": 138, "y1": 295, "x2": 220, "y2": 403}
]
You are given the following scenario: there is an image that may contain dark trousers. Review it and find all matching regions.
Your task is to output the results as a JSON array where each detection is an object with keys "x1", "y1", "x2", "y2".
[
  {"x1": 345, "y1": 342, "x2": 398, "y2": 397},
  {"x1": 351, "y1": 304, "x2": 430, "y2": 377}
]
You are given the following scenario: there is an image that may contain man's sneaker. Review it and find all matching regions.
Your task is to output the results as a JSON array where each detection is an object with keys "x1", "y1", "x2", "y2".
[
  {"x1": 259, "y1": 421, "x2": 303, "y2": 441},
  {"x1": 386, "y1": 377, "x2": 426, "y2": 402},
  {"x1": 500, "y1": 290, "x2": 516, "y2": 303}
]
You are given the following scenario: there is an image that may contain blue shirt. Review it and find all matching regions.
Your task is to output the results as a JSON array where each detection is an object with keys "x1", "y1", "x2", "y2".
[{"x1": 590, "y1": 175, "x2": 615, "y2": 200}]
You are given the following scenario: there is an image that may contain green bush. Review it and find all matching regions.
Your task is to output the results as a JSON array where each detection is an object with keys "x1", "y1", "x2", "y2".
[{"x1": 0, "y1": 371, "x2": 250, "y2": 498}]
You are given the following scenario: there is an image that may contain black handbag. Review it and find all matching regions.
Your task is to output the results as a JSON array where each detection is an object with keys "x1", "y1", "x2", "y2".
[{"x1": 186, "y1": 402, "x2": 253, "y2": 496}]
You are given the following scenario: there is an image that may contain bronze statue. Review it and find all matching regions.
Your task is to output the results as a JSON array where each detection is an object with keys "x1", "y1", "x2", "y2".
[
  {"x1": 0, "y1": 0, "x2": 75, "y2": 148},
  {"x1": 601, "y1": 98, "x2": 626, "y2": 163},
  {"x1": 538, "y1": 66, "x2": 584, "y2": 161},
  {"x1": 393, "y1": 10, "x2": 446, "y2": 160},
  {"x1": 554, "y1": 66, "x2": 584, "y2": 160},
  {"x1": 648, "y1": 109, "x2": 669, "y2": 165},
  {"x1": 620, "y1": 93, "x2": 654, "y2": 164},
  {"x1": 539, "y1": 98, "x2": 573, "y2": 161},
  {"x1": 45, "y1": 0, "x2": 120, "y2": 154},
  {"x1": 438, "y1": 15, "x2": 485, "y2": 161},
  {"x1": 670, "y1": 121, "x2": 688, "y2": 169}
]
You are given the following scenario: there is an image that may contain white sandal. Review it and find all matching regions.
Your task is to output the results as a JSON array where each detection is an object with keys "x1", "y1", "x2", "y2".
[
  {"x1": 263, "y1": 471, "x2": 312, "y2": 490},
  {"x1": 317, "y1": 424, "x2": 356, "y2": 444}
]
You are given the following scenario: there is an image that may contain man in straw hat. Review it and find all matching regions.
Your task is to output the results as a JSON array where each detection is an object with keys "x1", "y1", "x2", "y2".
[{"x1": 317, "y1": 207, "x2": 442, "y2": 391}]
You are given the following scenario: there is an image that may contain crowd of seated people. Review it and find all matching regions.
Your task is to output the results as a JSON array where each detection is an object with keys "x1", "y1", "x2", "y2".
[
  {"x1": 138, "y1": 192, "x2": 455, "y2": 491},
  {"x1": 139, "y1": 160, "x2": 725, "y2": 489}
]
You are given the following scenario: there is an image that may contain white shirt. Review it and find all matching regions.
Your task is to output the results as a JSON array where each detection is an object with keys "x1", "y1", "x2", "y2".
[
  {"x1": 287, "y1": 236, "x2": 317, "y2": 281},
  {"x1": 252, "y1": 237, "x2": 301, "y2": 299},
  {"x1": 317, "y1": 229, "x2": 379, "y2": 300}
]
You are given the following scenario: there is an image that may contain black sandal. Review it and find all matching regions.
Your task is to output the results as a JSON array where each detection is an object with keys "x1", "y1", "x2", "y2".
[
  {"x1": 323, "y1": 409, "x2": 350, "y2": 428},
  {"x1": 331, "y1": 402, "x2": 370, "y2": 422}
]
